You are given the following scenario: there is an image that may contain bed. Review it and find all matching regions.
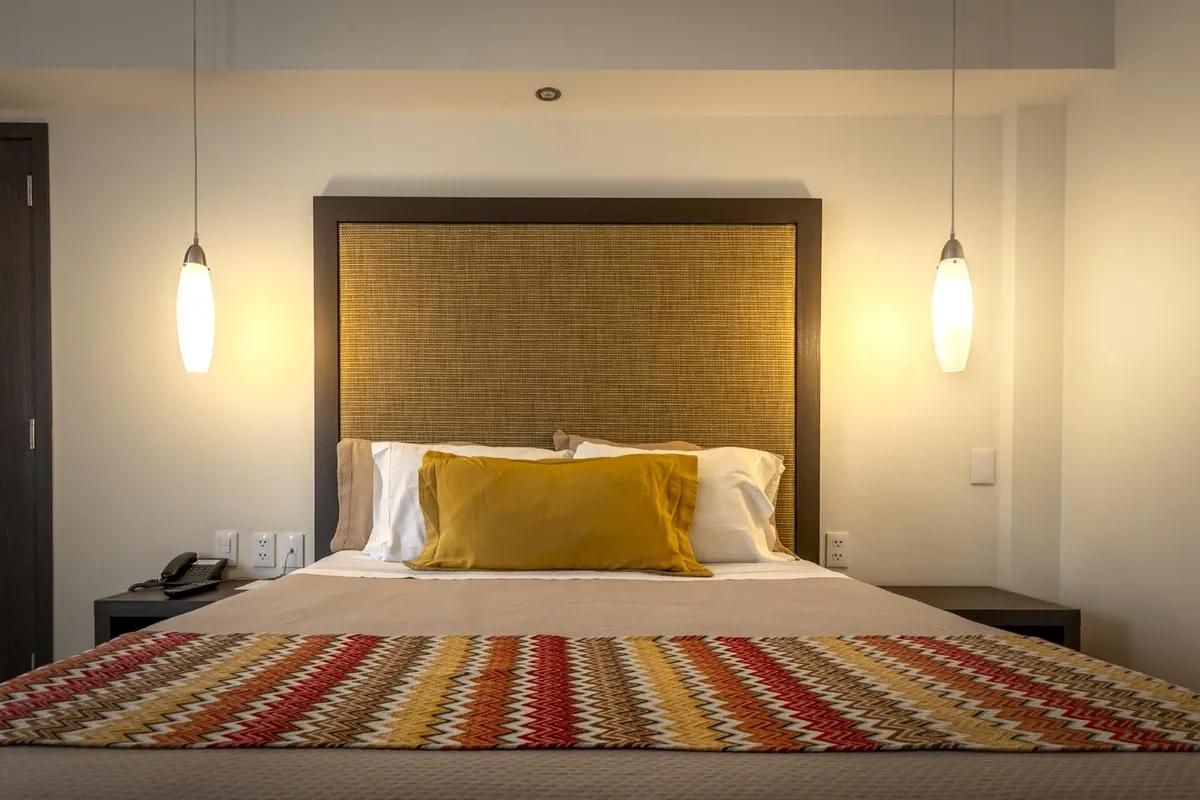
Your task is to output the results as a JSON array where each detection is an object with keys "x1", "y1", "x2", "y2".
[
  {"x1": 3, "y1": 198, "x2": 1198, "y2": 798},
  {"x1": 5, "y1": 556, "x2": 1200, "y2": 798}
]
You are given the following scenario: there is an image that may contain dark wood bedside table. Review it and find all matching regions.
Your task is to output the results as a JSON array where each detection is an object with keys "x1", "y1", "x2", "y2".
[
  {"x1": 879, "y1": 586, "x2": 1081, "y2": 650},
  {"x1": 93, "y1": 580, "x2": 254, "y2": 645}
]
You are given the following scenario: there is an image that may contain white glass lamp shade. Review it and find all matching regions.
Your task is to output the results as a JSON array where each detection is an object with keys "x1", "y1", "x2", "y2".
[
  {"x1": 931, "y1": 253, "x2": 973, "y2": 373},
  {"x1": 176, "y1": 245, "x2": 214, "y2": 373}
]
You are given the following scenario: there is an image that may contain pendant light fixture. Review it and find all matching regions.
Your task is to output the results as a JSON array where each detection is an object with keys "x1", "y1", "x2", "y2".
[
  {"x1": 176, "y1": 0, "x2": 214, "y2": 373},
  {"x1": 931, "y1": 0, "x2": 973, "y2": 373}
]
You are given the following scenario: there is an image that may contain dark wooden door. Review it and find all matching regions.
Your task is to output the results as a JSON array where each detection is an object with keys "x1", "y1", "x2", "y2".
[{"x1": 0, "y1": 124, "x2": 51, "y2": 680}]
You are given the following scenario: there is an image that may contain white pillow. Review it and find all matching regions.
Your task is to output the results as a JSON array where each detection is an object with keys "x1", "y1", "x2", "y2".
[
  {"x1": 364, "y1": 442, "x2": 572, "y2": 562},
  {"x1": 572, "y1": 441, "x2": 789, "y2": 564}
]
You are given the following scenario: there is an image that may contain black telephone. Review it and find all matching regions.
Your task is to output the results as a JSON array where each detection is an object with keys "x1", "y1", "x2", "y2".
[{"x1": 129, "y1": 552, "x2": 227, "y2": 592}]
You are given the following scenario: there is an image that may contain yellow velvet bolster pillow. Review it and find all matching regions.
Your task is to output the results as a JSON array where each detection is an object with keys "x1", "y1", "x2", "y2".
[{"x1": 405, "y1": 451, "x2": 711, "y2": 577}]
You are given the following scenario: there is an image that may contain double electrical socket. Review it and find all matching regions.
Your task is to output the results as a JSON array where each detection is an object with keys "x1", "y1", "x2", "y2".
[
  {"x1": 826, "y1": 531, "x2": 850, "y2": 568},
  {"x1": 252, "y1": 532, "x2": 276, "y2": 567}
]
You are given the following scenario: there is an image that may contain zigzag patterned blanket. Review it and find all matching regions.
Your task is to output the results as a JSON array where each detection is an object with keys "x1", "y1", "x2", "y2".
[{"x1": 2, "y1": 631, "x2": 1199, "y2": 752}]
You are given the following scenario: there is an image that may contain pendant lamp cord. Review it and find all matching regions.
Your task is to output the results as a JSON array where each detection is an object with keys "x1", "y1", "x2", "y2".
[
  {"x1": 949, "y1": 0, "x2": 957, "y2": 240},
  {"x1": 192, "y1": 0, "x2": 199, "y2": 245}
]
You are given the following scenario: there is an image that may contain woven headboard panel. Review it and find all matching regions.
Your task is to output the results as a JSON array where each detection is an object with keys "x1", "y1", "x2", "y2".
[{"x1": 314, "y1": 198, "x2": 821, "y2": 561}]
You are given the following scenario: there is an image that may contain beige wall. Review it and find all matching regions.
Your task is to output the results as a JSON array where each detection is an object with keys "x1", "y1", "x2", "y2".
[
  {"x1": 1062, "y1": 0, "x2": 1200, "y2": 690},
  {"x1": 997, "y1": 105, "x2": 1065, "y2": 601},
  {"x1": 14, "y1": 108, "x2": 1004, "y2": 657}
]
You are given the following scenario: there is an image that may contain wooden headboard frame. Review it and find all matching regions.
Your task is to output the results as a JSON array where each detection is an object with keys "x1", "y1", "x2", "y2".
[{"x1": 313, "y1": 197, "x2": 821, "y2": 560}]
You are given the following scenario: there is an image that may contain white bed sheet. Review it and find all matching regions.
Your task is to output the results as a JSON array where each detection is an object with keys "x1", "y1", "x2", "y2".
[{"x1": 298, "y1": 549, "x2": 846, "y2": 581}]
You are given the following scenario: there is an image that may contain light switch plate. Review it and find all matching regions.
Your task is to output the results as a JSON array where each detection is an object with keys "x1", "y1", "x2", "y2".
[
  {"x1": 252, "y1": 531, "x2": 276, "y2": 568},
  {"x1": 970, "y1": 448, "x2": 996, "y2": 485},
  {"x1": 214, "y1": 529, "x2": 238, "y2": 567},
  {"x1": 277, "y1": 532, "x2": 306, "y2": 574}
]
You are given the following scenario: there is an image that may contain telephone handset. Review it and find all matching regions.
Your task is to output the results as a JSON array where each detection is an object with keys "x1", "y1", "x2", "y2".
[{"x1": 129, "y1": 552, "x2": 227, "y2": 591}]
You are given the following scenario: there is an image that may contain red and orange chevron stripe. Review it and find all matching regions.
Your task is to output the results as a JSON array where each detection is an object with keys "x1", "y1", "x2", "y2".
[{"x1": 2, "y1": 632, "x2": 1199, "y2": 752}]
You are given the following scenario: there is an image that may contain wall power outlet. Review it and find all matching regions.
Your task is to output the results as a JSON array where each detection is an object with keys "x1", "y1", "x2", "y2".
[
  {"x1": 252, "y1": 531, "x2": 276, "y2": 568},
  {"x1": 826, "y1": 531, "x2": 850, "y2": 568},
  {"x1": 277, "y1": 532, "x2": 306, "y2": 574}
]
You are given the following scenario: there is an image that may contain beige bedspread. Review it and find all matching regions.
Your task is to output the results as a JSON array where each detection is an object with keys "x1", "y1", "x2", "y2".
[
  {"x1": 4, "y1": 573, "x2": 1199, "y2": 799},
  {"x1": 149, "y1": 572, "x2": 993, "y2": 638}
]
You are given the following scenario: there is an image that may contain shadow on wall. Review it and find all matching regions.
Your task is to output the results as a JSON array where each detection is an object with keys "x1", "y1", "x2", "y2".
[
  {"x1": 321, "y1": 177, "x2": 813, "y2": 199},
  {"x1": 1082, "y1": 610, "x2": 1130, "y2": 668}
]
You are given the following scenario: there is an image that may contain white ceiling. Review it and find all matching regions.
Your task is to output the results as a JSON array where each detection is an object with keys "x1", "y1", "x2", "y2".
[
  {"x1": 0, "y1": 0, "x2": 1111, "y2": 118},
  {"x1": 0, "y1": 68, "x2": 1103, "y2": 117},
  {"x1": 1, "y1": 0, "x2": 1114, "y2": 72}
]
